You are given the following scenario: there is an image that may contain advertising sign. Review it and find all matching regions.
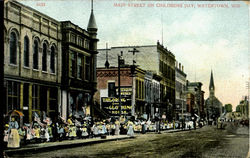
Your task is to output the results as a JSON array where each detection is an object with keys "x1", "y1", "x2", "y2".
[{"x1": 102, "y1": 86, "x2": 132, "y2": 116}]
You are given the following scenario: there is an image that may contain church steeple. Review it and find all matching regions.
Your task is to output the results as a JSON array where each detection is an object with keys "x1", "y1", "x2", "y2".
[
  {"x1": 209, "y1": 70, "x2": 215, "y2": 96},
  {"x1": 87, "y1": 0, "x2": 98, "y2": 32}
]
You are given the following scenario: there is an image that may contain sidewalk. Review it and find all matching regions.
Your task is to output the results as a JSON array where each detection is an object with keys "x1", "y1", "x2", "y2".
[
  {"x1": 4, "y1": 127, "x2": 200, "y2": 156},
  {"x1": 4, "y1": 135, "x2": 135, "y2": 156}
]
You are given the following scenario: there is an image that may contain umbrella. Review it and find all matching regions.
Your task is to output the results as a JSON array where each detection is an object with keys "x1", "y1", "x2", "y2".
[{"x1": 8, "y1": 110, "x2": 24, "y2": 117}]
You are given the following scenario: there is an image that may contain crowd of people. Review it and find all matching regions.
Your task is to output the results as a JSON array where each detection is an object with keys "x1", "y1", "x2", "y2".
[{"x1": 3, "y1": 113, "x2": 198, "y2": 149}]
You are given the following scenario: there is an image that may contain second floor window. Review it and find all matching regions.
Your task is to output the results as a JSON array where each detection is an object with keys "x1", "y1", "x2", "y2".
[
  {"x1": 33, "y1": 40, "x2": 39, "y2": 69},
  {"x1": 77, "y1": 56, "x2": 83, "y2": 79},
  {"x1": 50, "y1": 46, "x2": 55, "y2": 73},
  {"x1": 42, "y1": 43, "x2": 47, "y2": 71},
  {"x1": 108, "y1": 82, "x2": 116, "y2": 97},
  {"x1": 70, "y1": 52, "x2": 76, "y2": 77},
  {"x1": 10, "y1": 32, "x2": 17, "y2": 65},
  {"x1": 85, "y1": 56, "x2": 90, "y2": 80},
  {"x1": 24, "y1": 36, "x2": 29, "y2": 67}
]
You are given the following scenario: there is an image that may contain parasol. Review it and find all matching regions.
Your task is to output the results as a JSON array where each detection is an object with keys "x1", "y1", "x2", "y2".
[{"x1": 8, "y1": 110, "x2": 24, "y2": 117}]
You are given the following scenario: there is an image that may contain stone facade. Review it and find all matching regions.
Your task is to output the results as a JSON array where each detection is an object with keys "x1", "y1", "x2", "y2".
[{"x1": 4, "y1": 1, "x2": 62, "y2": 123}]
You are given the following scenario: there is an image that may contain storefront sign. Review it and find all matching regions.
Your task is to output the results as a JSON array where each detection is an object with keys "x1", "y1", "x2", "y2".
[
  {"x1": 101, "y1": 97, "x2": 132, "y2": 116},
  {"x1": 116, "y1": 86, "x2": 132, "y2": 97}
]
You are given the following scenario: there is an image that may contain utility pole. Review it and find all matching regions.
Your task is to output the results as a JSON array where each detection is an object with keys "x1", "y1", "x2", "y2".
[
  {"x1": 129, "y1": 48, "x2": 139, "y2": 117},
  {"x1": 118, "y1": 54, "x2": 121, "y2": 117}
]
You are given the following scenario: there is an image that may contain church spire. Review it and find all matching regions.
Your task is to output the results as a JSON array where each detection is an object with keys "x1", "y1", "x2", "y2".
[
  {"x1": 87, "y1": 0, "x2": 98, "y2": 32},
  {"x1": 209, "y1": 70, "x2": 215, "y2": 96}
]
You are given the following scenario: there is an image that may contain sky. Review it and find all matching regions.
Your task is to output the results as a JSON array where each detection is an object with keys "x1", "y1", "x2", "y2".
[{"x1": 19, "y1": 0, "x2": 249, "y2": 111}]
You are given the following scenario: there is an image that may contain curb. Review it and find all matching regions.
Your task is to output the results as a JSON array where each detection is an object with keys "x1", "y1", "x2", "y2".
[{"x1": 4, "y1": 136, "x2": 135, "y2": 156}]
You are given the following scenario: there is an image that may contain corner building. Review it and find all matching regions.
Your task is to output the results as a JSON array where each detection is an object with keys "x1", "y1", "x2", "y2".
[{"x1": 4, "y1": 1, "x2": 62, "y2": 123}]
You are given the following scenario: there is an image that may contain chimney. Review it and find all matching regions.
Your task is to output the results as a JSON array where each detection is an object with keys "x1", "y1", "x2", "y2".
[{"x1": 182, "y1": 66, "x2": 184, "y2": 72}]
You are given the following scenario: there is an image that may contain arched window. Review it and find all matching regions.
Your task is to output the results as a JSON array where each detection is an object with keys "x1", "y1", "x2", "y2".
[
  {"x1": 42, "y1": 43, "x2": 47, "y2": 71},
  {"x1": 33, "y1": 40, "x2": 39, "y2": 69},
  {"x1": 50, "y1": 46, "x2": 55, "y2": 73},
  {"x1": 24, "y1": 36, "x2": 29, "y2": 67},
  {"x1": 10, "y1": 32, "x2": 17, "y2": 65}
]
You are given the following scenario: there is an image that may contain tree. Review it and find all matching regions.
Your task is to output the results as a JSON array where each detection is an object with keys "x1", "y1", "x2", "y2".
[
  {"x1": 224, "y1": 104, "x2": 232, "y2": 113},
  {"x1": 236, "y1": 105, "x2": 241, "y2": 113}
]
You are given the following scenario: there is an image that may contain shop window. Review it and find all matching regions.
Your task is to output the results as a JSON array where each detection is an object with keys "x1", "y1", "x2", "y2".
[
  {"x1": 77, "y1": 56, "x2": 83, "y2": 79},
  {"x1": 24, "y1": 36, "x2": 29, "y2": 67},
  {"x1": 23, "y1": 83, "x2": 29, "y2": 123},
  {"x1": 42, "y1": 43, "x2": 47, "y2": 71},
  {"x1": 85, "y1": 56, "x2": 90, "y2": 80},
  {"x1": 50, "y1": 46, "x2": 55, "y2": 73},
  {"x1": 32, "y1": 84, "x2": 39, "y2": 111},
  {"x1": 7, "y1": 81, "x2": 20, "y2": 112},
  {"x1": 49, "y1": 88, "x2": 58, "y2": 113},
  {"x1": 10, "y1": 32, "x2": 17, "y2": 65},
  {"x1": 33, "y1": 40, "x2": 39, "y2": 69},
  {"x1": 108, "y1": 82, "x2": 116, "y2": 97}
]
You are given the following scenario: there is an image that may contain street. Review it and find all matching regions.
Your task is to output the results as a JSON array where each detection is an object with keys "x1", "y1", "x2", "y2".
[{"x1": 9, "y1": 123, "x2": 249, "y2": 158}]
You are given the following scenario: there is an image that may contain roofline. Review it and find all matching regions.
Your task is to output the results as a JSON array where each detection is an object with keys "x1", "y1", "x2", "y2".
[
  {"x1": 98, "y1": 45, "x2": 157, "y2": 50},
  {"x1": 14, "y1": 1, "x2": 60, "y2": 24}
]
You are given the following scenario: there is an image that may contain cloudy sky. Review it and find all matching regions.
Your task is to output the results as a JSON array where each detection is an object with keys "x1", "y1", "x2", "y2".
[{"x1": 20, "y1": 0, "x2": 249, "y2": 110}]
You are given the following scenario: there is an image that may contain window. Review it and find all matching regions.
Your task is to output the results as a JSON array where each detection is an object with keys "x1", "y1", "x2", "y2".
[
  {"x1": 71, "y1": 34, "x2": 76, "y2": 43},
  {"x1": 32, "y1": 84, "x2": 39, "y2": 110},
  {"x1": 77, "y1": 56, "x2": 83, "y2": 79},
  {"x1": 108, "y1": 82, "x2": 116, "y2": 97},
  {"x1": 10, "y1": 32, "x2": 17, "y2": 65},
  {"x1": 7, "y1": 81, "x2": 20, "y2": 112},
  {"x1": 49, "y1": 88, "x2": 58, "y2": 116},
  {"x1": 70, "y1": 52, "x2": 76, "y2": 77},
  {"x1": 85, "y1": 40, "x2": 89, "y2": 49},
  {"x1": 136, "y1": 79, "x2": 139, "y2": 98},
  {"x1": 50, "y1": 46, "x2": 55, "y2": 73},
  {"x1": 42, "y1": 43, "x2": 47, "y2": 71},
  {"x1": 78, "y1": 38, "x2": 83, "y2": 47},
  {"x1": 24, "y1": 36, "x2": 29, "y2": 67},
  {"x1": 33, "y1": 40, "x2": 39, "y2": 69},
  {"x1": 85, "y1": 56, "x2": 90, "y2": 80}
]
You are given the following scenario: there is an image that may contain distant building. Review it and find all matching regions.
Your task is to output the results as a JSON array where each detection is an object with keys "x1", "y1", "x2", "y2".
[
  {"x1": 97, "y1": 42, "x2": 175, "y2": 120},
  {"x1": 4, "y1": 1, "x2": 62, "y2": 123},
  {"x1": 186, "y1": 81, "x2": 205, "y2": 119},
  {"x1": 205, "y1": 71, "x2": 223, "y2": 123},
  {"x1": 175, "y1": 61, "x2": 187, "y2": 120},
  {"x1": 236, "y1": 96, "x2": 249, "y2": 118}
]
